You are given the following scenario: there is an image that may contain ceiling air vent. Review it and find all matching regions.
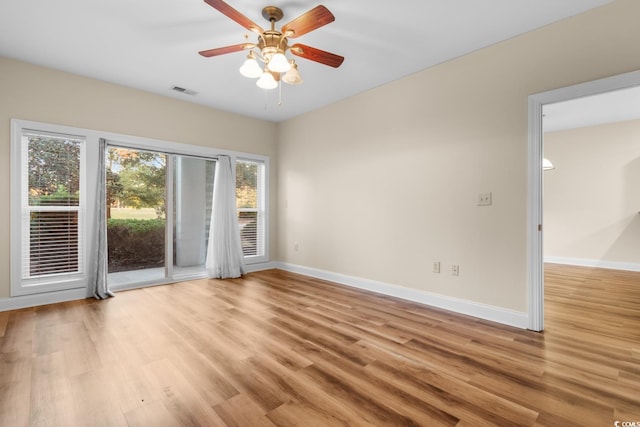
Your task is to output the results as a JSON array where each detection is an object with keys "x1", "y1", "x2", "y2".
[{"x1": 171, "y1": 86, "x2": 197, "y2": 96}]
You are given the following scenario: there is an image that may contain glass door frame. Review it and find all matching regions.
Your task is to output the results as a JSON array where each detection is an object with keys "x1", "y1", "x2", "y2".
[{"x1": 106, "y1": 140, "x2": 219, "y2": 290}]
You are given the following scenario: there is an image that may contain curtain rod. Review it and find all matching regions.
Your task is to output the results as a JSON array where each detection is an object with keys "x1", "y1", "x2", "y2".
[{"x1": 103, "y1": 139, "x2": 220, "y2": 161}]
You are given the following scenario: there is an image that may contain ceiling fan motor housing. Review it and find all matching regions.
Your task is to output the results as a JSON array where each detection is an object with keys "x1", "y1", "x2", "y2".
[
  {"x1": 259, "y1": 7, "x2": 288, "y2": 63},
  {"x1": 259, "y1": 31, "x2": 288, "y2": 61}
]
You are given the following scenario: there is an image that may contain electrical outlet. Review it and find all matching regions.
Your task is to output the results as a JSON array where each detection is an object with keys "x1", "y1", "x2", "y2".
[
  {"x1": 433, "y1": 261, "x2": 440, "y2": 273},
  {"x1": 477, "y1": 192, "x2": 492, "y2": 206},
  {"x1": 452, "y1": 265, "x2": 459, "y2": 276}
]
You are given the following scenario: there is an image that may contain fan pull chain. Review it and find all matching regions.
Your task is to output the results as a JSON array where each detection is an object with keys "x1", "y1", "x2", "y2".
[{"x1": 278, "y1": 81, "x2": 282, "y2": 106}]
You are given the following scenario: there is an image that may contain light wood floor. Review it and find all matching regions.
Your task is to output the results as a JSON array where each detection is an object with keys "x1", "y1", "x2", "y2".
[{"x1": 1, "y1": 264, "x2": 639, "y2": 426}]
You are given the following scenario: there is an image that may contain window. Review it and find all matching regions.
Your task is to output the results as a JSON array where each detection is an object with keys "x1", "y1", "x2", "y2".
[
  {"x1": 12, "y1": 128, "x2": 89, "y2": 295},
  {"x1": 11, "y1": 119, "x2": 270, "y2": 296},
  {"x1": 236, "y1": 159, "x2": 266, "y2": 261}
]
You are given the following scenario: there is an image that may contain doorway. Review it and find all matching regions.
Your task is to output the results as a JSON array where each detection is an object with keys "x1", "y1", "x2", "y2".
[
  {"x1": 527, "y1": 70, "x2": 640, "y2": 331},
  {"x1": 105, "y1": 145, "x2": 216, "y2": 288}
]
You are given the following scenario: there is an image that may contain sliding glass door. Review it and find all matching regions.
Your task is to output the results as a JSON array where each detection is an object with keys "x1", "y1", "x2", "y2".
[
  {"x1": 105, "y1": 146, "x2": 215, "y2": 288},
  {"x1": 172, "y1": 156, "x2": 215, "y2": 278},
  {"x1": 106, "y1": 147, "x2": 167, "y2": 286}
]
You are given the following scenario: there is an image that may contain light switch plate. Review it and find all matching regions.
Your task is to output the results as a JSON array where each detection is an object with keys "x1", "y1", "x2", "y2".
[{"x1": 477, "y1": 192, "x2": 492, "y2": 206}]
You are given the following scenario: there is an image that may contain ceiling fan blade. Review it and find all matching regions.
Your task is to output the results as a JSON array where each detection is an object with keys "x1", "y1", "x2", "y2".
[
  {"x1": 290, "y1": 44, "x2": 344, "y2": 68},
  {"x1": 203, "y1": 0, "x2": 263, "y2": 33},
  {"x1": 199, "y1": 43, "x2": 252, "y2": 57},
  {"x1": 281, "y1": 5, "x2": 335, "y2": 38}
]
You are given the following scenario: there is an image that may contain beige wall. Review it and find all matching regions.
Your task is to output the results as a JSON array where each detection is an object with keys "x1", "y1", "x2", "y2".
[
  {"x1": 3, "y1": 0, "x2": 640, "y2": 314},
  {"x1": 544, "y1": 118, "x2": 640, "y2": 266},
  {"x1": 0, "y1": 57, "x2": 278, "y2": 298},
  {"x1": 277, "y1": 0, "x2": 640, "y2": 312}
]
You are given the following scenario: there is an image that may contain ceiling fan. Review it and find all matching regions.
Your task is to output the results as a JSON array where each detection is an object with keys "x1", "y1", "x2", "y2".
[{"x1": 198, "y1": 0, "x2": 344, "y2": 89}]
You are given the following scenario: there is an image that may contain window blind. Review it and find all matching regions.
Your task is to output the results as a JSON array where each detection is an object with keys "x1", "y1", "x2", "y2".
[
  {"x1": 22, "y1": 132, "x2": 84, "y2": 279},
  {"x1": 28, "y1": 210, "x2": 79, "y2": 276}
]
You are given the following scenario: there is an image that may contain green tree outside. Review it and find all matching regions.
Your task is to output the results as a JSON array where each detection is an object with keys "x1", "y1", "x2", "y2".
[
  {"x1": 107, "y1": 148, "x2": 166, "y2": 218},
  {"x1": 28, "y1": 137, "x2": 80, "y2": 206}
]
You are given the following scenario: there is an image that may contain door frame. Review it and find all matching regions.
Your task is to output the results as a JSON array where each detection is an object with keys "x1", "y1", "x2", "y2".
[{"x1": 527, "y1": 69, "x2": 640, "y2": 331}]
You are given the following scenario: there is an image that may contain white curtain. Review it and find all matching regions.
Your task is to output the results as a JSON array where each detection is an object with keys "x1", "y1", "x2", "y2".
[
  {"x1": 206, "y1": 155, "x2": 246, "y2": 278},
  {"x1": 90, "y1": 138, "x2": 115, "y2": 299}
]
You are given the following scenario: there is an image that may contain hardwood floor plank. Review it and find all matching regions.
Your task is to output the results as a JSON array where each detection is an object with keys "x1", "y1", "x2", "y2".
[
  {"x1": 0, "y1": 349, "x2": 31, "y2": 384},
  {"x1": 365, "y1": 359, "x2": 538, "y2": 426},
  {"x1": 0, "y1": 350, "x2": 32, "y2": 427},
  {"x1": 1, "y1": 309, "x2": 36, "y2": 357},
  {"x1": 68, "y1": 368, "x2": 129, "y2": 426},
  {"x1": 223, "y1": 356, "x2": 292, "y2": 413},
  {"x1": 540, "y1": 369, "x2": 640, "y2": 411},
  {"x1": 218, "y1": 316, "x2": 314, "y2": 371},
  {"x1": 252, "y1": 352, "x2": 380, "y2": 427},
  {"x1": 470, "y1": 370, "x2": 615, "y2": 426},
  {"x1": 306, "y1": 302, "x2": 387, "y2": 328},
  {"x1": 0, "y1": 311, "x2": 10, "y2": 338},
  {"x1": 298, "y1": 360, "x2": 458, "y2": 426},
  {"x1": 141, "y1": 357, "x2": 228, "y2": 426},
  {"x1": 60, "y1": 321, "x2": 105, "y2": 378},
  {"x1": 214, "y1": 394, "x2": 278, "y2": 427},
  {"x1": 164, "y1": 344, "x2": 240, "y2": 405},
  {"x1": 0, "y1": 378, "x2": 31, "y2": 427},
  {"x1": 124, "y1": 400, "x2": 182, "y2": 427},
  {"x1": 0, "y1": 264, "x2": 638, "y2": 425},
  {"x1": 267, "y1": 313, "x2": 373, "y2": 367},
  {"x1": 29, "y1": 352, "x2": 77, "y2": 426},
  {"x1": 267, "y1": 401, "x2": 355, "y2": 427},
  {"x1": 331, "y1": 323, "x2": 477, "y2": 382},
  {"x1": 108, "y1": 364, "x2": 163, "y2": 415}
]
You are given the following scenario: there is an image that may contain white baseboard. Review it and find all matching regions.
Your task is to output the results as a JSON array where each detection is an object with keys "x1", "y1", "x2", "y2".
[
  {"x1": 545, "y1": 256, "x2": 640, "y2": 272},
  {"x1": 245, "y1": 261, "x2": 278, "y2": 273},
  {"x1": 274, "y1": 262, "x2": 528, "y2": 329},
  {"x1": 0, "y1": 288, "x2": 88, "y2": 312}
]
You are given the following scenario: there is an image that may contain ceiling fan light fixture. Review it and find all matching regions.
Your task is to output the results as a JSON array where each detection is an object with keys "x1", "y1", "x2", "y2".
[
  {"x1": 256, "y1": 70, "x2": 278, "y2": 90},
  {"x1": 267, "y1": 52, "x2": 291, "y2": 73},
  {"x1": 200, "y1": 2, "x2": 343, "y2": 101},
  {"x1": 239, "y1": 52, "x2": 262, "y2": 78},
  {"x1": 282, "y1": 61, "x2": 303, "y2": 85}
]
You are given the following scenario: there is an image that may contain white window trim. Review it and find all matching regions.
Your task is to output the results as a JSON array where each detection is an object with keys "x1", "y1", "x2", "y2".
[
  {"x1": 11, "y1": 119, "x2": 270, "y2": 296},
  {"x1": 237, "y1": 157, "x2": 269, "y2": 265},
  {"x1": 11, "y1": 121, "x2": 99, "y2": 296}
]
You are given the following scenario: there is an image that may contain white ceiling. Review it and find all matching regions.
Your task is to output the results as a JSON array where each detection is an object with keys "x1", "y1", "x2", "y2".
[{"x1": 0, "y1": 0, "x2": 614, "y2": 122}]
